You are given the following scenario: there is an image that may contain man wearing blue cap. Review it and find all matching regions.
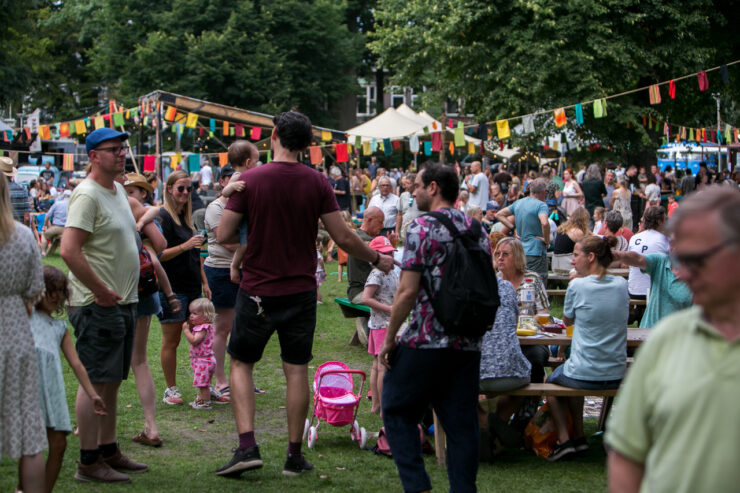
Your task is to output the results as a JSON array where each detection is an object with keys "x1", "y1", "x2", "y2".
[{"x1": 61, "y1": 128, "x2": 148, "y2": 483}]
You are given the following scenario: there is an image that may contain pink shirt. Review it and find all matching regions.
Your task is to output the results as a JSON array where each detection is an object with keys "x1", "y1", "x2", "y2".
[{"x1": 190, "y1": 324, "x2": 214, "y2": 359}]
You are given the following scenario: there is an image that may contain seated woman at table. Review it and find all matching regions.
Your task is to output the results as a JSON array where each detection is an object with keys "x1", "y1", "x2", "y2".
[
  {"x1": 494, "y1": 237, "x2": 550, "y2": 384},
  {"x1": 546, "y1": 235, "x2": 629, "y2": 462},
  {"x1": 552, "y1": 207, "x2": 590, "y2": 272}
]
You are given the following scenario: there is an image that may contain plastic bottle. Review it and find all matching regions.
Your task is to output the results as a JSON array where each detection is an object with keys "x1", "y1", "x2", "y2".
[{"x1": 517, "y1": 278, "x2": 537, "y2": 331}]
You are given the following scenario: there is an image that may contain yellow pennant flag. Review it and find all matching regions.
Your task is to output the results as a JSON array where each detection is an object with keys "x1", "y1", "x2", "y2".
[
  {"x1": 62, "y1": 153, "x2": 74, "y2": 171},
  {"x1": 39, "y1": 125, "x2": 51, "y2": 140},
  {"x1": 321, "y1": 130, "x2": 332, "y2": 142},
  {"x1": 75, "y1": 120, "x2": 87, "y2": 135},
  {"x1": 94, "y1": 116, "x2": 105, "y2": 130},
  {"x1": 362, "y1": 140, "x2": 371, "y2": 155},
  {"x1": 496, "y1": 120, "x2": 511, "y2": 139},
  {"x1": 185, "y1": 112, "x2": 198, "y2": 129},
  {"x1": 468, "y1": 141, "x2": 475, "y2": 154}
]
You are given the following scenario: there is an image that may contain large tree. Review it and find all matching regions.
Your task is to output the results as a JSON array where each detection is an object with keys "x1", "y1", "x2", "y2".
[{"x1": 370, "y1": 0, "x2": 740, "y2": 157}]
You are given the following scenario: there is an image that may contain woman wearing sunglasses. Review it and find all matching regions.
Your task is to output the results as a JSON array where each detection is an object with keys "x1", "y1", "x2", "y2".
[{"x1": 156, "y1": 170, "x2": 210, "y2": 405}]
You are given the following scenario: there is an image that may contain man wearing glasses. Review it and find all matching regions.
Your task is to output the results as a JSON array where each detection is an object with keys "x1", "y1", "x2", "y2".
[
  {"x1": 61, "y1": 128, "x2": 147, "y2": 483},
  {"x1": 606, "y1": 186, "x2": 740, "y2": 493},
  {"x1": 367, "y1": 176, "x2": 399, "y2": 237}
]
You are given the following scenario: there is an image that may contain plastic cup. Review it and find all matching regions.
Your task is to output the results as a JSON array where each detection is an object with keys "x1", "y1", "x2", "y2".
[
  {"x1": 536, "y1": 313, "x2": 550, "y2": 325},
  {"x1": 566, "y1": 325, "x2": 574, "y2": 337}
]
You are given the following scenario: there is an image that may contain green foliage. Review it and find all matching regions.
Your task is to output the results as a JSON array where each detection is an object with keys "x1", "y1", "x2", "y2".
[{"x1": 370, "y1": 0, "x2": 740, "y2": 159}]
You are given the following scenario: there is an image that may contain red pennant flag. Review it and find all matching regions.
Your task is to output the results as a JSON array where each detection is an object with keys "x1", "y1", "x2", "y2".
[
  {"x1": 431, "y1": 132, "x2": 442, "y2": 151},
  {"x1": 309, "y1": 146, "x2": 322, "y2": 165},
  {"x1": 668, "y1": 80, "x2": 676, "y2": 99},
  {"x1": 336, "y1": 143, "x2": 349, "y2": 163},
  {"x1": 143, "y1": 155, "x2": 156, "y2": 172},
  {"x1": 250, "y1": 126, "x2": 261, "y2": 140},
  {"x1": 108, "y1": 100, "x2": 116, "y2": 114},
  {"x1": 24, "y1": 127, "x2": 31, "y2": 140},
  {"x1": 235, "y1": 124, "x2": 243, "y2": 137},
  {"x1": 59, "y1": 122, "x2": 70, "y2": 138},
  {"x1": 448, "y1": 119, "x2": 454, "y2": 128},
  {"x1": 642, "y1": 115, "x2": 647, "y2": 126},
  {"x1": 710, "y1": 130, "x2": 716, "y2": 142},
  {"x1": 198, "y1": 127, "x2": 204, "y2": 137},
  {"x1": 702, "y1": 128, "x2": 707, "y2": 142},
  {"x1": 392, "y1": 140, "x2": 401, "y2": 150},
  {"x1": 697, "y1": 71, "x2": 709, "y2": 91}
]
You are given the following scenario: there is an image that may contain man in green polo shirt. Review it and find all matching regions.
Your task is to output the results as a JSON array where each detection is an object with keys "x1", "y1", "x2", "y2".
[{"x1": 606, "y1": 186, "x2": 740, "y2": 493}]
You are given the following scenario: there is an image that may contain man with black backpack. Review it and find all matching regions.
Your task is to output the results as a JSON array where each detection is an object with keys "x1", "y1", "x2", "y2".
[{"x1": 379, "y1": 162, "x2": 498, "y2": 493}]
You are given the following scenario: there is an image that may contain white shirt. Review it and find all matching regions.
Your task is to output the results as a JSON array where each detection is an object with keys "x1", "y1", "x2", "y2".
[
  {"x1": 645, "y1": 183, "x2": 661, "y2": 202},
  {"x1": 200, "y1": 164, "x2": 213, "y2": 186},
  {"x1": 468, "y1": 172, "x2": 489, "y2": 209},
  {"x1": 367, "y1": 193, "x2": 400, "y2": 229},
  {"x1": 627, "y1": 229, "x2": 670, "y2": 295}
]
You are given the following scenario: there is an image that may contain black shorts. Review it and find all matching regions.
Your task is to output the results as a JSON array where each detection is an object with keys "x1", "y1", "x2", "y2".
[
  {"x1": 228, "y1": 289, "x2": 317, "y2": 365},
  {"x1": 68, "y1": 302, "x2": 137, "y2": 383}
]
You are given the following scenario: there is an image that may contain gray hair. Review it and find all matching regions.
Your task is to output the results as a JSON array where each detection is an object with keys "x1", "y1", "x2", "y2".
[
  {"x1": 605, "y1": 211, "x2": 623, "y2": 233},
  {"x1": 529, "y1": 178, "x2": 548, "y2": 195},
  {"x1": 466, "y1": 204, "x2": 482, "y2": 216},
  {"x1": 667, "y1": 185, "x2": 740, "y2": 245},
  {"x1": 585, "y1": 163, "x2": 602, "y2": 181}
]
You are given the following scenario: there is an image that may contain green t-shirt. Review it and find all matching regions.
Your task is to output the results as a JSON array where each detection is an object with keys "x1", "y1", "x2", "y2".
[
  {"x1": 66, "y1": 179, "x2": 140, "y2": 306},
  {"x1": 606, "y1": 306, "x2": 740, "y2": 493},
  {"x1": 639, "y1": 254, "x2": 693, "y2": 328}
]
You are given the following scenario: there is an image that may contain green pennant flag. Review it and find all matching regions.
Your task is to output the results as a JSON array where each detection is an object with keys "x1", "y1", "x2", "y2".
[
  {"x1": 689, "y1": 128, "x2": 694, "y2": 140},
  {"x1": 454, "y1": 122, "x2": 465, "y2": 147},
  {"x1": 355, "y1": 135, "x2": 361, "y2": 148},
  {"x1": 113, "y1": 112, "x2": 125, "y2": 127},
  {"x1": 266, "y1": 150, "x2": 271, "y2": 162},
  {"x1": 423, "y1": 126, "x2": 430, "y2": 136}
]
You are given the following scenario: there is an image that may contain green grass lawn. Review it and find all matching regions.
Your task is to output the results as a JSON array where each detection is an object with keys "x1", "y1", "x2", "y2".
[{"x1": 0, "y1": 256, "x2": 607, "y2": 492}]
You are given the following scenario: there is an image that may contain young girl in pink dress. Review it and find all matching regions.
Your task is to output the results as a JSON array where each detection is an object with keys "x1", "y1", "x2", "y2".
[{"x1": 182, "y1": 298, "x2": 217, "y2": 410}]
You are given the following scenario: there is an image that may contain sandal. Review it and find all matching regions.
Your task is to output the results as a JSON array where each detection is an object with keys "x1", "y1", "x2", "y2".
[
  {"x1": 254, "y1": 387, "x2": 266, "y2": 394},
  {"x1": 166, "y1": 294, "x2": 182, "y2": 313},
  {"x1": 132, "y1": 431, "x2": 163, "y2": 448},
  {"x1": 211, "y1": 385, "x2": 231, "y2": 404}
]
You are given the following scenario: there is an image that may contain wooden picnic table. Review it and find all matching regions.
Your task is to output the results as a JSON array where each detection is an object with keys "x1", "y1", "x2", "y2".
[
  {"x1": 518, "y1": 328, "x2": 650, "y2": 347},
  {"x1": 547, "y1": 268, "x2": 630, "y2": 282}
]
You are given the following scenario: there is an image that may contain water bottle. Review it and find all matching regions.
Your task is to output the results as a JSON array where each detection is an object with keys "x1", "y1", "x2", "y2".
[{"x1": 517, "y1": 278, "x2": 537, "y2": 331}]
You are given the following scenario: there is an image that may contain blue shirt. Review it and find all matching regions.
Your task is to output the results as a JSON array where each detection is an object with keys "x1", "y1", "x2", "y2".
[
  {"x1": 9, "y1": 180, "x2": 30, "y2": 222},
  {"x1": 563, "y1": 274, "x2": 629, "y2": 381},
  {"x1": 639, "y1": 254, "x2": 693, "y2": 328},
  {"x1": 46, "y1": 197, "x2": 69, "y2": 226},
  {"x1": 508, "y1": 196, "x2": 548, "y2": 256}
]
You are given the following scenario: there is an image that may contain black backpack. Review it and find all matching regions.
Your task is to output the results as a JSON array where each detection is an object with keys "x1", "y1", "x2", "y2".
[{"x1": 422, "y1": 211, "x2": 499, "y2": 338}]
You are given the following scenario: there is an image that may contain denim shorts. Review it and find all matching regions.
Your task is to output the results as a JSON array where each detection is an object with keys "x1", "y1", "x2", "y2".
[
  {"x1": 157, "y1": 291, "x2": 202, "y2": 324},
  {"x1": 68, "y1": 303, "x2": 137, "y2": 382},
  {"x1": 204, "y1": 265, "x2": 238, "y2": 309},
  {"x1": 228, "y1": 288, "x2": 317, "y2": 365},
  {"x1": 547, "y1": 364, "x2": 622, "y2": 390},
  {"x1": 136, "y1": 291, "x2": 162, "y2": 318}
]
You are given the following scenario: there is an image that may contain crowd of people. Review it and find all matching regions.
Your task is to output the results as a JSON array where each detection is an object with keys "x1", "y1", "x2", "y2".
[{"x1": 1, "y1": 114, "x2": 739, "y2": 492}]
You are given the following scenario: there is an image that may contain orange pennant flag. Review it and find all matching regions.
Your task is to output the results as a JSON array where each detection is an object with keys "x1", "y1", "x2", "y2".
[
  {"x1": 59, "y1": 122, "x2": 70, "y2": 138},
  {"x1": 218, "y1": 153, "x2": 228, "y2": 167},
  {"x1": 309, "y1": 146, "x2": 322, "y2": 165},
  {"x1": 164, "y1": 106, "x2": 177, "y2": 121},
  {"x1": 554, "y1": 108, "x2": 567, "y2": 127},
  {"x1": 222, "y1": 121, "x2": 229, "y2": 135},
  {"x1": 39, "y1": 125, "x2": 51, "y2": 140},
  {"x1": 62, "y1": 153, "x2": 74, "y2": 171},
  {"x1": 448, "y1": 141, "x2": 454, "y2": 155}
]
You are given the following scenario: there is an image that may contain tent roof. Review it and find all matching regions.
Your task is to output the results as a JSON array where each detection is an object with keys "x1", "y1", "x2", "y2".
[{"x1": 345, "y1": 107, "x2": 426, "y2": 142}]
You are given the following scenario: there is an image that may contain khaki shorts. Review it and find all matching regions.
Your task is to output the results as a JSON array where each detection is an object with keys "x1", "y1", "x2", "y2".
[{"x1": 43, "y1": 225, "x2": 64, "y2": 242}]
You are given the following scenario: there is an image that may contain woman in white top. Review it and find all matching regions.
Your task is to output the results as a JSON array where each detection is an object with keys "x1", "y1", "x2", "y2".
[
  {"x1": 560, "y1": 168, "x2": 584, "y2": 217},
  {"x1": 610, "y1": 176, "x2": 633, "y2": 231}
]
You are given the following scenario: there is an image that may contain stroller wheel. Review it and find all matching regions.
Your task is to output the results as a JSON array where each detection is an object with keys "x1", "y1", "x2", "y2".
[
  {"x1": 350, "y1": 420, "x2": 359, "y2": 439},
  {"x1": 303, "y1": 419, "x2": 310, "y2": 441},
  {"x1": 359, "y1": 427, "x2": 367, "y2": 449},
  {"x1": 308, "y1": 426, "x2": 318, "y2": 449}
]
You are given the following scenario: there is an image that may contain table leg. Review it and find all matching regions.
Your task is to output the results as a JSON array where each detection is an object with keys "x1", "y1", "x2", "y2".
[
  {"x1": 433, "y1": 411, "x2": 446, "y2": 466},
  {"x1": 598, "y1": 396, "x2": 614, "y2": 432}
]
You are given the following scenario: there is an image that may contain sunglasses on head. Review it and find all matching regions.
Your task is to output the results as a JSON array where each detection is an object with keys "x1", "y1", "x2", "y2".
[{"x1": 176, "y1": 185, "x2": 193, "y2": 193}]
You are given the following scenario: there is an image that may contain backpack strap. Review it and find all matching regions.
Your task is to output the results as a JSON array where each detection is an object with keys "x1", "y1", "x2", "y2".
[{"x1": 425, "y1": 210, "x2": 461, "y2": 238}]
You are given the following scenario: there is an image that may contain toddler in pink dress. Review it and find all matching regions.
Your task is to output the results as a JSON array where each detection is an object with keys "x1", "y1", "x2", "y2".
[{"x1": 182, "y1": 298, "x2": 217, "y2": 410}]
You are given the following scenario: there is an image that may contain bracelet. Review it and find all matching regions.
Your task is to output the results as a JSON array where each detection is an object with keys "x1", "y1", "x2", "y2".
[{"x1": 371, "y1": 251, "x2": 380, "y2": 266}]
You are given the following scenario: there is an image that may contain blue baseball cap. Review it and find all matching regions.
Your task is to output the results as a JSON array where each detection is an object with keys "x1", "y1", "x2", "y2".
[
  {"x1": 485, "y1": 200, "x2": 500, "y2": 211},
  {"x1": 85, "y1": 128, "x2": 129, "y2": 154}
]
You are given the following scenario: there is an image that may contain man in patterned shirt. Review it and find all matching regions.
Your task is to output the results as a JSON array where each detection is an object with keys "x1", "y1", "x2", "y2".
[
  {"x1": 1, "y1": 157, "x2": 31, "y2": 225},
  {"x1": 379, "y1": 162, "x2": 491, "y2": 493}
]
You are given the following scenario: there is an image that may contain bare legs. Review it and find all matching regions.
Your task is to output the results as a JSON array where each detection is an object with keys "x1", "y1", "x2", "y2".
[
  {"x1": 44, "y1": 429, "x2": 67, "y2": 492},
  {"x1": 131, "y1": 315, "x2": 158, "y2": 438},
  {"x1": 213, "y1": 308, "x2": 233, "y2": 390},
  {"x1": 18, "y1": 452, "x2": 45, "y2": 493},
  {"x1": 370, "y1": 356, "x2": 385, "y2": 415},
  {"x1": 76, "y1": 382, "x2": 120, "y2": 450},
  {"x1": 231, "y1": 359, "x2": 256, "y2": 434},
  {"x1": 160, "y1": 322, "x2": 183, "y2": 389},
  {"x1": 548, "y1": 396, "x2": 585, "y2": 444}
]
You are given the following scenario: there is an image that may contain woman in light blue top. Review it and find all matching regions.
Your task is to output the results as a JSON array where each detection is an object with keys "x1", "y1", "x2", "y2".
[{"x1": 546, "y1": 235, "x2": 629, "y2": 462}]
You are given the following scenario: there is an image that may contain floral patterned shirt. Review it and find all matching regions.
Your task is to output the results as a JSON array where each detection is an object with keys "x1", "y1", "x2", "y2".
[
  {"x1": 189, "y1": 323, "x2": 214, "y2": 359},
  {"x1": 365, "y1": 268, "x2": 399, "y2": 330},
  {"x1": 399, "y1": 207, "x2": 491, "y2": 350}
]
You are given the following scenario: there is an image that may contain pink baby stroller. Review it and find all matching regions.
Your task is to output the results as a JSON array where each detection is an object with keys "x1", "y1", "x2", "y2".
[{"x1": 303, "y1": 361, "x2": 367, "y2": 449}]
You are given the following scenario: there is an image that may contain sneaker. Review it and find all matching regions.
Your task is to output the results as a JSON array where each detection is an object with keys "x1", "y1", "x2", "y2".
[
  {"x1": 103, "y1": 448, "x2": 149, "y2": 473},
  {"x1": 573, "y1": 436, "x2": 589, "y2": 453},
  {"x1": 190, "y1": 398, "x2": 212, "y2": 410},
  {"x1": 163, "y1": 386, "x2": 184, "y2": 405},
  {"x1": 282, "y1": 454, "x2": 314, "y2": 477},
  {"x1": 74, "y1": 457, "x2": 131, "y2": 483},
  {"x1": 215, "y1": 446, "x2": 264, "y2": 477},
  {"x1": 547, "y1": 440, "x2": 577, "y2": 462}
]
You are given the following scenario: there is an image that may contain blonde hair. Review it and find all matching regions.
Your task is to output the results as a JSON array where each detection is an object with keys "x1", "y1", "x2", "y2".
[
  {"x1": 340, "y1": 210, "x2": 354, "y2": 230},
  {"x1": 494, "y1": 237, "x2": 527, "y2": 274},
  {"x1": 0, "y1": 176, "x2": 15, "y2": 245},
  {"x1": 557, "y1": 207, "x2": 590, "y2": 234},
  {"x1": 163, "y1": 170, "x2": 193, "y2": 229},
  {"x1": 189, "y1": 297, "x2": 216, "y2": 323}
]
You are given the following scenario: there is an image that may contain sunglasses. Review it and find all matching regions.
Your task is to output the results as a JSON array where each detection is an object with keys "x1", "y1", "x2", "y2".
[
  {"x1": 96, "y1": 145, "x2": 129, "y2": 155},
  {"x1": 669, "y1": 241, "x2": 732, "y2": 272},
  {"x1": 176, "y1": 185, "x2": 193, "y2": 193}
]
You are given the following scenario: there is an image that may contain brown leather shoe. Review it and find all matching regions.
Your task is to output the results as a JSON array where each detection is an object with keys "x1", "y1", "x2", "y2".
[
  {"x1": 103, "y1": 448, "x2": 149, "y2": 473},
  {"x1": 74, "y1": 457, "x2": 131, "y2": 483},
  {"x1": 132, "y1": 431, "x2": 163, "y2": 447}
]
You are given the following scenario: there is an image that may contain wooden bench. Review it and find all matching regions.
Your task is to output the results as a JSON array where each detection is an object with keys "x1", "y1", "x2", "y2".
[
  {"x1": 334, "y1": 297, "x2": 371, "y2": 346},
  {"x1": 434, "y1": 383, "x2": 619, "y2": 466}
]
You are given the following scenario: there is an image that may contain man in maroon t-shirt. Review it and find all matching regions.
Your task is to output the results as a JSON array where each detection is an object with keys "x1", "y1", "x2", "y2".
[{"x1": 215, "y1": 110, "x2": 394, "y2": 479}]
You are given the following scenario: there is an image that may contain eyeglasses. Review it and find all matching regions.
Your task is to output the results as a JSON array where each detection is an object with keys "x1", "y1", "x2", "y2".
[
  {"x1": 176, "y1": 185, "x2": 193, "y2": 193},
  {"x1": 95, "y1": 145, "x2": 129, "y2": 155},
  {"x1": 669, "y1": 241, "x2": 732, "y2": 272}
]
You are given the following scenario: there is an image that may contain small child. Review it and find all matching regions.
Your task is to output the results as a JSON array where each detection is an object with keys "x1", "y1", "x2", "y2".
[
  {"x1": 182, "y1": 298, "x2": 217, "y2": 410},
  {"x1": 592, "y1": 206, "x2": 605, "y2": 234},
  {"x1": 361, "y1": 236, "x2": 399, "y2": 415},
  {"x1": 335, "y1": 211, "x2": 354, "y2": 282},
  {"x1": 25, "y1": 266, "x2": 106, "y2": 493},
  {"x1": 315, "y1": 236, "x2": 326, "y2": 304},
  {"x1": 667, "y1": 194, "x2": 679, "y2": 218}
]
